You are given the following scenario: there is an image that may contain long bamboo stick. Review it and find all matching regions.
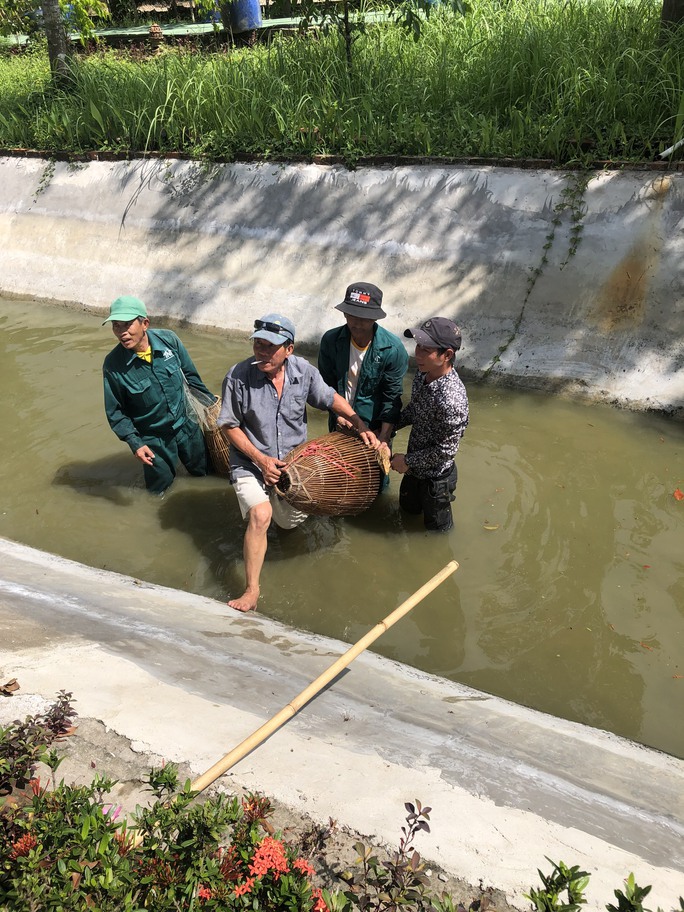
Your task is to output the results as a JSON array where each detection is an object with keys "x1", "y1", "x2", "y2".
[{"x1": 191, "y1": 560, "x2": 459, "y2": 795}]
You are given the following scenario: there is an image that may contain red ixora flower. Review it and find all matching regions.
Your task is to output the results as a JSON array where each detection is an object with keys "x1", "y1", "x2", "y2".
[
  {"x1": 312, "y1": 887, "x2": 329, "y2": 912},
  {"x1": 9, "y1": 833, "x2": 38, "y2": 860},
  {"x1": 293, "y1": 857, "x2": 316, "y2": 877},
  {"x1": 234, "y1": 877, "x2": 256, "y2": 896},
  {"x1": 248, "y1": 836, "x2": 290, "y2": 880},
  {"x1": 197, "y1": 885, "x2": 213, "y2": 901}
]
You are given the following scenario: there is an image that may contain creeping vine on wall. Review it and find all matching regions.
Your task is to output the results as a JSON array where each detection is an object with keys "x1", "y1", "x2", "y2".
[
  {"x1": 483, "y1": 169, "x2": 590, "y2": 377},
  {"x1": 34, "y1": 158, "x2": 55, "y2": 201},
  {"x1": 525, "y1": 169, "x2": 590, "y2": 303}
]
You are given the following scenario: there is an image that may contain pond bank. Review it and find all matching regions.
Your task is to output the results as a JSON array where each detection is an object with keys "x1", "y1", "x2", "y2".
[
  {"x1": 0, "y1": 155, "x2": 682, "y2": 416},
  {"x1": 1, "y1": 536, "x2": 683, "y2": 911},
  {"x1": 1, "y1": 157, "x2": 683, "y2": 907}
]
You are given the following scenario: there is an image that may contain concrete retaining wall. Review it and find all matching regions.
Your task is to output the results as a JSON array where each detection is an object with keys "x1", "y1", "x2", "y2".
[{"x1": 1, "y1": 155, "x2": 683, "y2": 414}]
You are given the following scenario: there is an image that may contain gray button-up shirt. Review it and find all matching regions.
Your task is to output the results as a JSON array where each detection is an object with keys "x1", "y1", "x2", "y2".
[{"x1": 218, "y1": 355, "x2": 336, "y2": 481}]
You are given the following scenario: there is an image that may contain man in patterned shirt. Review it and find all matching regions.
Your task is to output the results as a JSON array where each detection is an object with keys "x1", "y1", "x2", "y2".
[{"x1": 390, "y1": 318, "x2": 469, "y2": 532}]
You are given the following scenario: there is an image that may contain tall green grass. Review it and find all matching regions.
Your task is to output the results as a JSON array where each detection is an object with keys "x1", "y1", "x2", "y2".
[{"x1": 1, "y1": 0, "x2": 683, "y2": 163}]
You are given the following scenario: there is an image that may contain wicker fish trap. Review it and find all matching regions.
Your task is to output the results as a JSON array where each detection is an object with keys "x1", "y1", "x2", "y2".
[
  {"x1": 184, "y1": 385, "x2": 232, "y2": 479},
  {"x1": 275, "y1": 431, "x2": 388, "y2": 517},
  {"x1": 202, "y1": 398, "x2": 232, "y2": 479}
]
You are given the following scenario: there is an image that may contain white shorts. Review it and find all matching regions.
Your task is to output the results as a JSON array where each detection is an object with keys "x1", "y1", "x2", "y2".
[{"x1": 233, "y1": 473, "x2": 308, "y2": 530}]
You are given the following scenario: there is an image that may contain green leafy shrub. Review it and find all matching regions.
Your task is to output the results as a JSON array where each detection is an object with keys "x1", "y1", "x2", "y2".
[
  {"x1": 525, "y1": 858, "x2": 590, "y2": 912},
  {"x1": 1, "y1": 758, "x2": 330, "y2": 910},
  {"x1": 0, "y1": 689, "x2": 75, "y2": 795},
  {"x1": 1, "y1": 0, "x2": 684, "y2": 163},
  {"x1": 336, "y1": 799, "x2": 436, "y2": 910},
  {"x1": 1, "y1": 695, "x2": 677, "y2": 912}
]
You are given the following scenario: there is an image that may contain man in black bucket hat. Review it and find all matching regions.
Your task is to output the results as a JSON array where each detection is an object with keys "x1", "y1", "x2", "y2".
[
  {"x1": 390, "y1": 317, "x2": 469, "y2": 532},
  {"x1": 318, "y1": 282, "x2": 408, "y2": 452}
]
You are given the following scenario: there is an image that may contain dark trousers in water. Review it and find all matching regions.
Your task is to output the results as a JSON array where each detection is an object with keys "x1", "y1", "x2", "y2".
[
  {"x1": 142, "y1": 420, "x2": 209, "y2": 495},
  {"x1": 399, "y1": 462, "x2": 458, "y2": 532}
]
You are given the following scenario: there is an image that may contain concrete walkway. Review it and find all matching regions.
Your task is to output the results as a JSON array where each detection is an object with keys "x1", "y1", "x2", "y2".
[
  {"x1": 3, "y1": 11, "x2": 390, "y2": 47},
  {"x1": 1, "y1": 536, "x2": 682, "y2": 910}
]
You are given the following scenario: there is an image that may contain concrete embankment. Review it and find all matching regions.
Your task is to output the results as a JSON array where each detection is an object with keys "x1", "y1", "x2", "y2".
[
  {"x1": 1, "y1": 537, "x2": 683, "y2": 910},
  {"x1": 1, "y1": 157, "x2": 683, "y2": 907},
  {"x1": 0, "y1": 155, "x2": 682, "y2": 415}
]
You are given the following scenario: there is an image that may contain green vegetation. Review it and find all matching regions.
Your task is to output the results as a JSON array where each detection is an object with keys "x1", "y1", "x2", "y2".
[
  {"x1": 0, "y1": 0, "x2": 683, "y2": 163},
  {"x1": 0, "y1": 0, "x2": 109, "y2": 44},
  {"x1": 1, "y1": 694, "x2": 682, "y2": 912}
]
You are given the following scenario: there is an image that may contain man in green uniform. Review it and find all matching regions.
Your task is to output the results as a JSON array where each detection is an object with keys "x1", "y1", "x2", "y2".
[
  {"x1": 318, "y1": 282, "x2": 409, "y2": 449},
  {"x1": 102, "y1": 295, "x2": 216, "y2": 494}
]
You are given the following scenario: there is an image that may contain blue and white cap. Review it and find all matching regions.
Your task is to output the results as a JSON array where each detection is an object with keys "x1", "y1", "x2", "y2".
[{"x1": 251, "y1": 313, "x2": 296, "y2": 345}]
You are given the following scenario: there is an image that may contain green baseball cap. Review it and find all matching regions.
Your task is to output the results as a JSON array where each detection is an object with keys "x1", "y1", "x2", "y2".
[{"x1": 103, "y1": 295, "x2": 148, "y2": 324}]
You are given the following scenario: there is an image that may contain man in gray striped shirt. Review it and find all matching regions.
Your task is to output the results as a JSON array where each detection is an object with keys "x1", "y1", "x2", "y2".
[{"x1": 219, "y1": 313, "x2": 378, "y2": 612}]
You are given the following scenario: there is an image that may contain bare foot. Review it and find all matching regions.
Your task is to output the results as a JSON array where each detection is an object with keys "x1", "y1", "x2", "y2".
[{"x1": 228, "y1": 588, "x2": 259, "y2": 612}]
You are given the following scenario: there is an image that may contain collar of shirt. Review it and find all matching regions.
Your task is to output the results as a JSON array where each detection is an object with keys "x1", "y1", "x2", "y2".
[{"x1": 121, "y1": 329, "x2": 169, "y2": 366}]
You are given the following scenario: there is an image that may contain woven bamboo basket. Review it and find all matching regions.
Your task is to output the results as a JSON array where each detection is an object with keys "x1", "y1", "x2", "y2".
[
  {"x1": 203, "y1": 398, "x2": 232, "y2": 479},
  {"x1": 275, "y1": 431, "x2": 388, "y2": 517}
]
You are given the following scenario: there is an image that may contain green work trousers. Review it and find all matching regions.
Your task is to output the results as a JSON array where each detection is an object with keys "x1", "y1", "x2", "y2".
[{"x1": 142, "y1": 419, "x2": 209, "y2": 495}]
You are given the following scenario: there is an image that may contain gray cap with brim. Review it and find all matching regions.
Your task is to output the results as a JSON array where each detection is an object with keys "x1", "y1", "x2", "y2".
[
  {"x1": 250, "y1": 313, "x2": 296, "y2": 346},
  {"x1": 404, "y1": 317, "x2": 462, "y2": 351}
]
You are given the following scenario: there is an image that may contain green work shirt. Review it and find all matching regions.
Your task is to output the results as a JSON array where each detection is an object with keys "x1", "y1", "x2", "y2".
[
  {"x1": 103, "y1": 328, "x2": 214, "y2": 454},
  {"x1": 318, "y1": 323, "x2": 409, "y2": 432}
]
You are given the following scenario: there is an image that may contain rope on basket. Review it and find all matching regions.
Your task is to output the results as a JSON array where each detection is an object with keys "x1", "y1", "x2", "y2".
[{"x1": 286, "y1": 441, "x2": 358, "y2": 479}]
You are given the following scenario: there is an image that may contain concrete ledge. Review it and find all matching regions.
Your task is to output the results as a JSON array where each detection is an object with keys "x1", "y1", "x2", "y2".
[
  {"x1": 0, "y1": 156, "x2": 682, "y2": 416},
  {"x1": 1, "y1": 536, "x2": 682, "y2": 910}
]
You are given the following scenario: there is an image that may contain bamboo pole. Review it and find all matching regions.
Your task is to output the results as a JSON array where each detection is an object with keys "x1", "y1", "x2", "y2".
[{"x1": 191, "y1": 560, "x2": 459, "y2": 795}]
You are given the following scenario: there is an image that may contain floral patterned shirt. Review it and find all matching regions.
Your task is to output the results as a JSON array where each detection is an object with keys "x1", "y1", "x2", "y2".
[{"x1": 396, "y1": 368, "x2": 469, "y2": 478}]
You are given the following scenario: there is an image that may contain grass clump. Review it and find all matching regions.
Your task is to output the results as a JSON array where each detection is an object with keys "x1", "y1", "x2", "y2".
[{"x1": 0, "y1": 0, "x2": 684, "y2": 163}]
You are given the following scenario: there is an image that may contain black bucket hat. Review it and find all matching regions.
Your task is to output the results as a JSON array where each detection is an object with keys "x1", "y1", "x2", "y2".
[{"x1": 335, "y1": 282, "x2": 386, "y2": 320}]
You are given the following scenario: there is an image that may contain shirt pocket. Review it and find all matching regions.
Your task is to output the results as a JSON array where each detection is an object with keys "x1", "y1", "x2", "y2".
[
  {"x1": 154, "y1": 356, "x2": 184, "y2": 408},
  {"x1": 155, "y1": 354, "x2": 181, "y2": 381},
  {"x1": 358, "y1": 357, "x2": 382, "y2": 393},
  {"x1": 284, "y1": 393, "x2": 308, "y2": 424},
  {"x1": 358, "y1": 372, "x2": 379, "y2": 397},
  {"x1": 126, "y1": 377, "x2": 156, "y2": 410}
]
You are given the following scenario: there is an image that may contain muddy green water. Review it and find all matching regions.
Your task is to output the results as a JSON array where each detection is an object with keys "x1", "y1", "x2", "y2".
[{"x1": 1, "y1": 299, "x2": 683, "y2": 758}]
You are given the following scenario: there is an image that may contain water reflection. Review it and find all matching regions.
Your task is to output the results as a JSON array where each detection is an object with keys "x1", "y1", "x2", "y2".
[{"x1": 1, "y1": 299, "x2": 682, "y2": 758}]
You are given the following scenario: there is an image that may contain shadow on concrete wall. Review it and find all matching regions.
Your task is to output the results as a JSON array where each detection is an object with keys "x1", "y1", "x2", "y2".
[{"x1": 110, "y1": 158, "x2": 684, "y2": 413}]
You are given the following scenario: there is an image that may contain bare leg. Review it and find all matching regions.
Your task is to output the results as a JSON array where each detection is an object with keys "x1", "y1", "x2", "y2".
[{"x1": 229, "y1": 501, "x2": 272, "y2": 612}]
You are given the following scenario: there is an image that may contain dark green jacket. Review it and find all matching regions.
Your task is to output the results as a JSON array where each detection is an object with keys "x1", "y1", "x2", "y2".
[
  {"x1": 103, "y1": 328, "x2": 214, "y2": 453},
  {"x1": 318, "y1": 324, "x2": 409, "y2": 432}
]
